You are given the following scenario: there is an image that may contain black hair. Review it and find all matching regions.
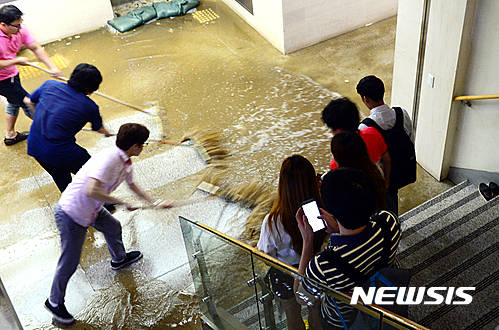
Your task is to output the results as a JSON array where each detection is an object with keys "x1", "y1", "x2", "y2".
[
  {"x1": 321, "y1": 97, "x2": 360, "y2": 131},
  {"x1": 68, "y1": 63, "x2": 102, "y2": 94},
  {"x1": 116, "y1": 123, "x2": 150, "y2": 151},
  {"x1": 356, "y1": 75, "x2": 385, "y2": 102},
  {"x1": 320, "y1": 168, "x2": 376, "y2": 230},
  {"x1": 0, "y1": 5, "x2": 23, "y2": 24},
  {"x1": 331, "y1": 132, "x2": 387, "y2": 211}
]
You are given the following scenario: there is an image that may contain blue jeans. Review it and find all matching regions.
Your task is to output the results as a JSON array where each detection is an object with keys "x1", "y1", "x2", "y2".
[
  {"x1": 5, "y1": 102, "x2": 33, "y2": 117},
  {"x1": 50, "y1": 205, "x2": 127, "y2": 305}
]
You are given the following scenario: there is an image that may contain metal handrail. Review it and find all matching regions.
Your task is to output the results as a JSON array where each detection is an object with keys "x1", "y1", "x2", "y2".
[
  {"x1": 454, "y1": 94, "x2": 499, "y2": 101},
  {"x1": 181, "y1": 217, "x2": 429, "y2": 330}
]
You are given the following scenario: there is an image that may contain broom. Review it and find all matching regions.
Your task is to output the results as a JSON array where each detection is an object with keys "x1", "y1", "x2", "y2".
[{"x1": 197, "y1": 178, "x2": 275, "y2": 246}]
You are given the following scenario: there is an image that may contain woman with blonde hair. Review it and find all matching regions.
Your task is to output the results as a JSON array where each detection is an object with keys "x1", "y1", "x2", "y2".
[{"x1": 258, "y1": 155, "x2": 326, "y2": 330}]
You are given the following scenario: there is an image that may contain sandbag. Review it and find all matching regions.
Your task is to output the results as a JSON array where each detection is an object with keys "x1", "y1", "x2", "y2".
[
  {"x1": 153, "y1": 1, "x2": 182, "y2": 18},
  {"x1": 108, "y1": 13, "x2": 143, "y2": 33},
  {"x1": 180, "y1": 0, "x2": 200, "y2": 14},
  {"x1": 129, "y1": 5, "x2": 157, "y2": 22}
]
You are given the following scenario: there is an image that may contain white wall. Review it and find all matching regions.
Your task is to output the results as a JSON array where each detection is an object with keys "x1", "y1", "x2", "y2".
[
  {"x1": 12, "y1": 0, "x2": 113, "y2": 45},
  {"x1": 415, "y1": 0, "x2": 476, "y2": 179},
  {"x1": 450, "y1": 0, "x2": 499, "y2": 173},
  {"x1": 281, "y1": 0, "x2": 397, "y2": 54},
  {"x1": 222, "y1": 0, "x2": 397, "y2": 54},
  {"x1": 221, "y1": 0, "x2": 285, "y2": 53},
  {"x1": 390, "y1": 0, "x2": 423, "y2": 119}
]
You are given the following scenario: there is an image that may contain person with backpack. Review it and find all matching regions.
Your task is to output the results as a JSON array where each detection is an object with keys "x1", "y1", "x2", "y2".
[
  {"x1": 295, "y1": 168, "x2": 402, "y2": 328},
  {"x1": 357, "y1": 75, "x2": 416, "y2": 214}
]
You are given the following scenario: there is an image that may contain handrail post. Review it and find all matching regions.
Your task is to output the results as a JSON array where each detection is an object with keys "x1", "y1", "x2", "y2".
[
  {"x1": 179, "y1": 219, "x2": 224, "y2": 329},
  {"x1": 192, "y1": 239, "x2": 223, "y2": 328},
  {"x1": 256, "y1": 276, "x2": 276, "y2": 329}
]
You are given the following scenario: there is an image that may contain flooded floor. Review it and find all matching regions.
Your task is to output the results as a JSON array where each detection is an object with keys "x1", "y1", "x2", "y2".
[{"x1": 0, "y1": 0, "x2": 452, "y2": 328}]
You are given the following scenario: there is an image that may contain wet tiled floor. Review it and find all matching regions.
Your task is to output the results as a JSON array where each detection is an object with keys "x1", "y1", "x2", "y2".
[{"x1": 0, "y1": 0, "x2": 452, "y2": 328}]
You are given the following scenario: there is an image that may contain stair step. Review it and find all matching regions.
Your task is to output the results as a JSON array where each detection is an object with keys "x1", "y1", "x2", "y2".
[{"x1": 398, "y1": 180, "x2": 499, "y2": 328}]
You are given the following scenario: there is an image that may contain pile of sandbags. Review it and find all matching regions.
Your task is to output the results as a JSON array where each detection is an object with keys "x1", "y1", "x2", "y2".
[{"x1": 108, "y1": 0, "x2": 200, "y2": 33}]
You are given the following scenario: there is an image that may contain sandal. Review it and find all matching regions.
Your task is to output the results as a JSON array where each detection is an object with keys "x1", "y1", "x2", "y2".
[
  {"x1": 489, "y1": 182, "x2": 499, "y2": 198},
  {"x1": 478, "y1": 183, "x2": 493, "y2": 201},
  {"x1": 4, "y1": 131, "x2": 28, "y2": 146}
]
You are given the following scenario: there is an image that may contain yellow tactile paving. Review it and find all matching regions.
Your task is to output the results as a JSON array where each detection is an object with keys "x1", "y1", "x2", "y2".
[{"x1": 192, "y1": 8, "x2": 219, "y2": 24}]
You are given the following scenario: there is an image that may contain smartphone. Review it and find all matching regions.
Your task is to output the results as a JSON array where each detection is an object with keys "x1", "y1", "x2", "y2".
[{"x1": 302, "y1": 199, "x2": 325, "y2": 232}]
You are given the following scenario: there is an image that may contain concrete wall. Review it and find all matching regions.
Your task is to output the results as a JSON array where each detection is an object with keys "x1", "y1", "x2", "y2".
[
  {"x1": 390, "y1": 0, "x2": 424, "y2": 119},
  {"x1": 222, "y1": 0, "x2": 397, "y2": 54},
  {"x1": 281, "y1": 0, "x2": 397, "y2": 54},
  {"x1": 392, "y1": 0, "x2": 479, "y2": 180},
  {"x1": 221, "y1": 0, "x2": 285, "y2": 53},
  {"x1": 12, "y1": 0, "x2": 114, "y2": 45},
  {"x1": 415, "y1": 0, "x2": 476, "y2": 180},
  {"x1": 449, "y1": 0, "x2": 499, "y2": 174}
]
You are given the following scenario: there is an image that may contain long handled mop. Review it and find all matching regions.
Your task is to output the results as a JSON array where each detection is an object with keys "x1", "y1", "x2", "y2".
[
  {"x1": 28, "y1": 63, "x2": 229, "y2": 162},
  {"x1": 27, "y1": 62, "x2": 154, "y2": 116}
]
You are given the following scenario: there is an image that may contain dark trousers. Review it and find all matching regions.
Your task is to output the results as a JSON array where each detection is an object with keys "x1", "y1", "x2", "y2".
[
  {"x1": 386, "y1": 188, "x2": 399, "y2": 215},
  {"x1": 50, "y1": 205, "x2": 126, "y2": 305},
  {"x1": 35, "y1": 151, "x2": 91, "y2": 192}
]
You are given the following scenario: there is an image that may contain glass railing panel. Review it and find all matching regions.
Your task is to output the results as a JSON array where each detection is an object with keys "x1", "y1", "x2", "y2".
[
  {"x1": 252, "y1": 253, "x2": 386, "y2": 330},
  {"x1": 0, "y1": 277, "x2": 23, "y2": 330},
  {"x1": 179, "y1": 216, "x2": 262, "y2": 329},
  {"x1": 179, "y1": 216, "x2": 426, "y2": 330}
]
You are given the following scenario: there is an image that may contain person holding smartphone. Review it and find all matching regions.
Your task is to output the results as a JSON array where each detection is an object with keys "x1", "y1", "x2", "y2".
[{"x1": 257, "y1": 155, "x2": 326, "y2": 330}]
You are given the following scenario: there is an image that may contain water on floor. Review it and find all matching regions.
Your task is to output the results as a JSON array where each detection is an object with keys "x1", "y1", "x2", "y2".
[{"x1": 0, "y1": 0, "x2": 452, "y2": 328}]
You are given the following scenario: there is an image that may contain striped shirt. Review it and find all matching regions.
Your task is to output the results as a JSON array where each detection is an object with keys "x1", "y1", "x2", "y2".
[{"x1": 302, "y1": 210, "x2": 401, "y2": 327}]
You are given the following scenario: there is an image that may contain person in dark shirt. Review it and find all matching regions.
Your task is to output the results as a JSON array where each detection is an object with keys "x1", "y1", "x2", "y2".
[{"x1": 27, "y1": 63, "x2": 111, "y2": 192}]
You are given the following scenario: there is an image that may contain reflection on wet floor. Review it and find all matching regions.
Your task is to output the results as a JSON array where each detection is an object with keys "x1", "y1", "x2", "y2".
[{"x1": 0, "y1": 0, "x2": 453, "y2": 328}]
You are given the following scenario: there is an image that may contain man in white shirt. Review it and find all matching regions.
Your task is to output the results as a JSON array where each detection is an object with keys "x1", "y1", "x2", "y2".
[
  {"x1": 45, "y1": 123, "x2": 172, "y2": 325},
  {"x1": 356, "y1": 75, "x2": 415, "y2": 214},
  {"x1": 357, "y1": 75, "x2": 414, "y2": 142}
]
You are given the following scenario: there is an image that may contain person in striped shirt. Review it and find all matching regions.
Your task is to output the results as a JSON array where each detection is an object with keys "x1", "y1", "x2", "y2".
[{"x1": 295, "y1": 168, "x2": 401, "y2": 328}]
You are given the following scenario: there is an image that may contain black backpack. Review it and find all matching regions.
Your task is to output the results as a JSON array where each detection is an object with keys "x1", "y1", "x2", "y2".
[
  {"x1": 325, "y1": 213, "x2": 411, "y2": 318},
  {"x1": 361, "y1": 107, "x2": 416, "y2": 190}
]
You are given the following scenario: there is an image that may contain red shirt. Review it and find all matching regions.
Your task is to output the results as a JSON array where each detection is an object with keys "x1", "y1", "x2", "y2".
[{"x1": 330, "y1": 127, "x2": 387, "y2": 170}]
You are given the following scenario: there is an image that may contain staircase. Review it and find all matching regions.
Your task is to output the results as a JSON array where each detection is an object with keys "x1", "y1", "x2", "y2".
[{"x1": 398, "y1": 180, "x2": 499, "y2": 329}]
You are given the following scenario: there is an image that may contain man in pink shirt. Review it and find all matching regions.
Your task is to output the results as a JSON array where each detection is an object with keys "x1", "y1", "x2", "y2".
[
  {"x1": 45, "y1": 123, "x2": 172, "y2": 325},
  {"x1": 0, "y1": 5, "x2": 60, "y2": 145}
]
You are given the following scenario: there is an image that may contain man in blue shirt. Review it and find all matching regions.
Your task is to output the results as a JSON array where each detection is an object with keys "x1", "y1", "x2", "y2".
[{"x1": 27, "y1": 63, "x2": 111, "y2": 192}]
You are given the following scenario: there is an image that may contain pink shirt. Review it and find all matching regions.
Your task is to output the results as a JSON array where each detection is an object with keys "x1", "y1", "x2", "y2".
[
  {"x1": 0, "y1": 25, "x2": 36, "y2": 81},
  {"x1": 59, "y1": 147, "x2": 133, "y2": 227}
]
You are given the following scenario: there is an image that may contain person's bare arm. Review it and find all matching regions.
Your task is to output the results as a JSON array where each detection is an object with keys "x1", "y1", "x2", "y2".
[
  {"x1": 26, "y1": 42, "x2": 61, "y2": 78},
  {"x1": 97, "y1": 126, "x2": 113, "y2": 137},
  {"x1": 0, "y1": 56, "x2": 28, "y2": 69},
  {"x1": 294, "y1": 207, "x2": 321, "y2": 306},
  {"x1": 23, "y1": 96, "x2": 36, "y2": 113},
  {"x1": 84, "y1": 178, "x2": 132, "y2": 208},
  {"x1": 127, "y1": 182, "x2": 173, "y2": 208}
]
